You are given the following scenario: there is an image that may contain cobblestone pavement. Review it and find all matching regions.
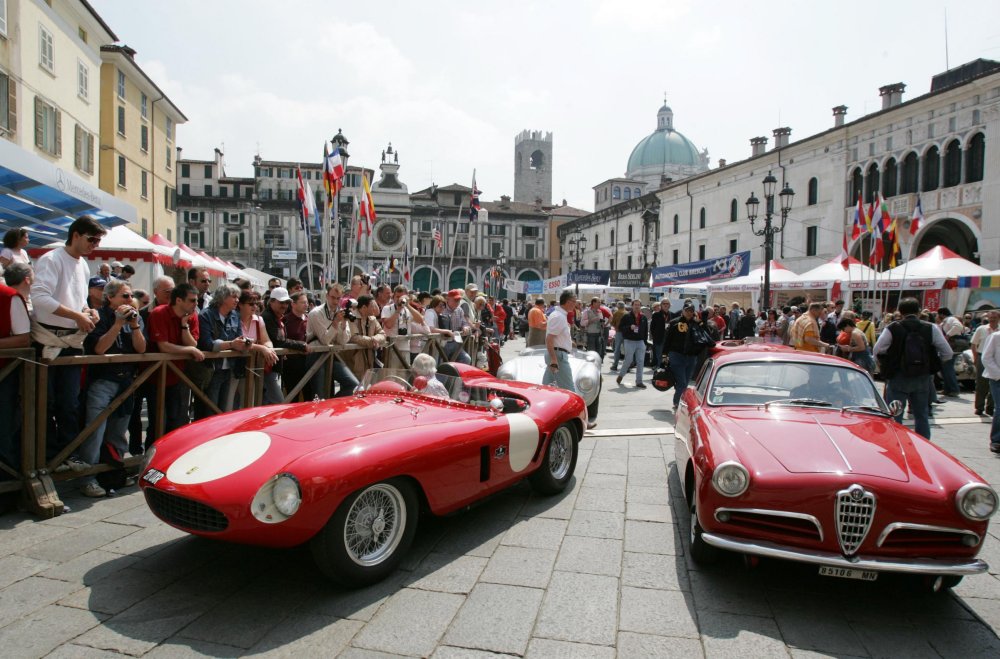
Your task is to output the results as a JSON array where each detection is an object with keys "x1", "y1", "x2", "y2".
[{"x1": 1, "y1": 337, "x2": 999, "y2": 657}]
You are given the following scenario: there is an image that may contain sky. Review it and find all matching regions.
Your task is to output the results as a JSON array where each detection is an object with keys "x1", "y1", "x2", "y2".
[{"x1": 92, "y1": 0, "x2": 1000, "y2": 212}]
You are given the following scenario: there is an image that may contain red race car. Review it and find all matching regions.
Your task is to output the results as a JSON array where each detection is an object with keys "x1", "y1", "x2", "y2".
[
  {"x1": 139, "y1": 363, "x2": 585, "y2": 586},
  {"x1": 675, "y1": 343, "x2": 997, "y2": 592}
]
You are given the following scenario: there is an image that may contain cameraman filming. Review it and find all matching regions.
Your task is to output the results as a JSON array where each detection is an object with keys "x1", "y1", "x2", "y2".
[{"x1": 380, "y1": 284, "x2": 425, "y2": 366}]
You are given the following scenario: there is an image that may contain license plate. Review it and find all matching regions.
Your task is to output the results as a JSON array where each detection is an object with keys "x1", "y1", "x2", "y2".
[
  {"x1": 142, "y1": 469, "x2": 165, "y2": 485},
  {"x1": 818, "y1": 565, "x2": 877, "y2": 581}
]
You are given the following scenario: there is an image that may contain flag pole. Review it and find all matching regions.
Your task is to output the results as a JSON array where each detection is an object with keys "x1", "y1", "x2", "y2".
[
  {"x1": 349, "y1": 190, "x2": 359, "y2": 279},
  {"x1": 301, "y1": 164, "x2": 315, "y2": 290},
  {"x1": 447, "y1": 201, "x2": 464, "y2": 286},
  {"x1": 430, "y1": 220, "x2": 437, "y2": 292},
  {"x1": 464, "y1": 169, "x2": 476, "y2": 288}
]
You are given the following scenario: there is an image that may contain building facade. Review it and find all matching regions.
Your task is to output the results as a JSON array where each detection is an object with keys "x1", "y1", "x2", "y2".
[
  {"x1": 99, "y1": 44, "x2": 185, "y2": 240},
  {"x1": 513, "y1": 129, "x2": 552, "y2": 205}
]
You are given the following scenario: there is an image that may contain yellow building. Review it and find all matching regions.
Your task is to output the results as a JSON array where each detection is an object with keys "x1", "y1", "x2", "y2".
[{"x1": 99, "y1": 44, "x2": 186, "y2": 239}]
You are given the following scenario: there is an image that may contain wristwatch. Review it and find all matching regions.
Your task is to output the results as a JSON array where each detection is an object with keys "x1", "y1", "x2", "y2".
[{"x1": 181, "y1": 325, "x2": 190, "y2": 330}]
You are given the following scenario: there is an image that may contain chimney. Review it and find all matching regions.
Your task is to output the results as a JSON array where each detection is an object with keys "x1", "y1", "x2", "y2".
[
  {"x1": 500, "y1": 194, "x2": 511, "y2": 208},
  {"x1": 832, "y1": 105, "x2": 848, "y2": 127},
  {"x1": 773, "y1": 127, "x2": 791, "y2": 149},
  {"x1": 879, "y1": 83, "x2": 906, "y2": 110},
  {"x1": 750, "y1": 136, "x2": 768, "y2": 157},
  {"x1": 718, "y1": 158, "x2": 727, "y2": 168}
]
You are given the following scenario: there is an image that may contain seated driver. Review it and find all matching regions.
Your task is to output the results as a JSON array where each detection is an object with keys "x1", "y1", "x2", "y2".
[
  {"x1": 788, "y1": 367, "x2": 847, "y2": 406},
  {"x1": 412, "y1": 354, "x2": 451, "y2": 398}
]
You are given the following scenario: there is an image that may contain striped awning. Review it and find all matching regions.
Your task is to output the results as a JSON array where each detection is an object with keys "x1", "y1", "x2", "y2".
[{"x1": 0, "y1": 139, "x2": 135, "y2": 246}]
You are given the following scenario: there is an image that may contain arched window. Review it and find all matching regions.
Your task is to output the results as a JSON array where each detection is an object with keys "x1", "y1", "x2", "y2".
[
  {"x1": 627, "y1": 224, "x2": 633, "y2": 242},
  {"x1": 883, "y1": 159, "x2": 897, "y2": 198},
  {"x1": 808, "y1": 177, "x2": 819, "y2": 205},
  {"x1": 900, "y1": 152, "x2": 919, "y2": 193},
  {"x1": 966, "y1": 132, "x2": 985, "y2": 183},
  {"x1": 634, "y1": 187, "x2": 641, "y2": 198},
  {"x1": 673, "y1": 214, "x2": 679, "y2": 234},
  {"x1": 699, "y1": 207, "x2": 706, "y2": 229},
  {"x1": 865, "y1": 163, "x2": 879, "y2": 204},
  {"x1": 922, "y1": 146, "x2": 940, "y2": 192},
  {"x1": 612, "y1": 186, "x2": 621, "y2": 199},
  {"x1": 623, "y1": 187, "x2": 631, "y2": 200},
  {"x1": 529, "y1": 150, "x2": 544, "y2": 170},
  {"x1": 943, "y1": 139, "x2": 962, "y2": 187},
  {"x1": 730, "y1": 199, "x2": 738, "y2": 222},
  {"x1": 610, "y1": 229, "x2": 615, "y2": 245},
  {"x1": 850, "y1": 167, "x2": 864, "y2": 202}
]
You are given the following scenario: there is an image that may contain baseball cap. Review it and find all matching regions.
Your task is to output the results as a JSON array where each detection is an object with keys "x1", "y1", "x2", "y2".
[
  {"x1": 447, "y1": 289, "x2": 464, "y2": 300},
  {"x1": 88, "y1": 276, "x2": 108, "y2": 289},
  {"x1": 270, "y1": 286, "x2": 292, "y2": 302},
  {"x1": 110, "y1": 261, "x2": 124, "y2": 268},
  {"x1": 682, "y1": 300, "x2": 695, "y2": 310}
]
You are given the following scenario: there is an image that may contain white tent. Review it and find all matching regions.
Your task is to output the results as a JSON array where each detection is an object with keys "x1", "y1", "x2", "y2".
[
  {"x1": 879, "y1": 246, "x2": 993, "y2": 312},
  {"x1": 706, "y1": 260, "x2": 801, "y2": 310}
]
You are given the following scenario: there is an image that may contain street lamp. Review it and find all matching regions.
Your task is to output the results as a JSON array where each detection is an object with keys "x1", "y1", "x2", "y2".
[
  {"x1": 568, "y1": 228, "x2": 588, "y2": 296},
  {"x1": 332, "y1": 129, "x2": 350, "y2": 285},
  {"x1": 494, "y1": 248, "x2": 507, "y2": 295},
  {"x1": 746, "y1": 170, "x2": 794, "y2": 310}
]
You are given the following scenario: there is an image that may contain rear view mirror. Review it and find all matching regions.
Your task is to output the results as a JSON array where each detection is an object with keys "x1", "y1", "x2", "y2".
[{"x1": 887, "y1": 400, "x2": 904, "y2": 417}]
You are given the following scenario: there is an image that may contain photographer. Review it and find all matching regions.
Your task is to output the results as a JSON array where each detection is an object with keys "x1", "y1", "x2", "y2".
[
  {"x1": 381, "y1": 285, "x2": 425, "y2": 365},
  {"x1": 306, "y1": 283, "x2": 358, "y2": 397},
  {"x1": 194, "y1": 283, "x2": 247, "y2": 417},
  {"x1": 79, "y1": 280, "x2": 146, "y2": 497},
  {"x1": 346, "y1": 295, "x2": 387, "y2": 380}
]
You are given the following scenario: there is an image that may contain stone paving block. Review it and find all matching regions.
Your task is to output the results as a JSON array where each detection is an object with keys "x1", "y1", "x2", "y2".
[
  {"x1": 0, "y1": 553, "x2": 54, "y2": 588},
  {"x1": 101, "y1": 503, "x2": 161, "y2": 527},
  {"x1": 41, "y1": 549, "x2": 140, "y2": 584},
  {"x1": 581, "y1": 472, "x2": 627, "y2": 491},
  {"x1": 697, "y1": 610, "x2": 789, "y2": 659},
  {"x1": 688, "y1": 570, "x2": 772, "y2": 618},
  {"x1": 500, "y1": 516, "x2": 568, "y2": 550},
  {"x1": 954, "y1": 597, "x2": 1000, "y2": 645},
  {"x1": 920, "y1": 616, "x2": 1000, "y2": 659},
  {"x1": 520, "y1": 488, "x2": 579, "y2": 520},
  {"x1": 126, "y1": 536, "x2": 229, "y2": 578},
  {"x1": 0, "y1": 518, "x2": 72, "y2": 558},
  {"x1": 587, "y1": 458, "x2": 628, "y2": 476},
  {"x1": 574, "y1": 486, "x2": 625, "y2": 513},
  {"x1": 566, "y1": 509, "x2": 625, "y2": 539},
  {"x1": 405, "y1": 552, "x2": 487, "y2": 594},
  {"x1": 525, "y1": 638, "x2": 615, "y2": 658},
  {"x1": 480, "y1": 545, "x2": 557, "y2": 588},
  {"x1": 534, "y1": 571, "x2": 618, "y2": 646},
  {"x1": 339, "y1": 648, "x2": 412, "y2": 659},
  {"x1": 626, "y1": 502, "x2": 674, "y2": 523},
  {"x1": 0, "y1": 603, "x2": 106, "y2": 658},
  {"x1": 849, "y1": 621, "x2": 940, "y2": 659},
  {"x1": 624, "y1": 469, "x2": 669, "y2": 487},
  {"x1": 621, "y1": 551, "x2": 689, "y2": 591},
  {"x1": 299, "y1": 570, "x2": 410, "y2": 622},
  {"x1": 590, "y1": 447, "x2": 628, "y2": 462},
  {"x1": 628, "y1": 438, "x2": 664, "y2": 457},
  {"x1": 619, "y1": 586, "x2": 699, "y2": 639},
  {"x1": 99, "y1": 523, "x2": 188, "y2": 558},
  {"x1": 442, "y1": 583, "x2": 543, "y2": 654},
  {"x1": 434, "y1": 516, "x2": 511, "y2": 558},
  {"x1": 770, "y1": 600, "x2": 866, "y2": 656},
  {"x1": 351, "y1": 588, "x2": 464, "y2": 656},
  {"x1": 624, "y1": 520, "x2": 679, "y2": 555},
  {"x1": 144, "y1": 639, "x2": 244, "y2": 657},
  {"x1": 59, "y1": 565, "x2": 176, "y2": 615},
  {"x1": 954, "y1": 572, "x2": 1000, "y2": 599},
  {"x1": 247, "y1": 614, "x2": 364, "y2": 658},
  {"x1": 42, "y1": 643, "x2": 128, "y2": 658},
  {"x1": 625, "y1": 484, "x2": 670, "y2": 505},
  {"x1": 0, "y1": 575, "x2": 80, "y2": 628},
  {"x1": 554, "y1": 535, "x2": 622, "y2": 577},
  {"x1": 616, "y1": 631, "x2": 705, "y2": 658},
  {"x1": 16, "y1": 521, "x2": 140, "y2": 564},
  {"x1": 432, "y1": 647, "x2": 519, "y2": 659}
]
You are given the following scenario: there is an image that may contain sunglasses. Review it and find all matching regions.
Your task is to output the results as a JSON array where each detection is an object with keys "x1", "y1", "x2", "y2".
[
  {"x1": 120, "y1": 293, "x2": 133, "y2": 299},
  {"x1": 86, "y1": 236, "x2": 102, "y2": 244},
  {"x1": 185, "y1": 297, "x2": 198, "y2": 304},
  {"x1": 200, "y1": 279, "x2": 211, "y2": 283}
]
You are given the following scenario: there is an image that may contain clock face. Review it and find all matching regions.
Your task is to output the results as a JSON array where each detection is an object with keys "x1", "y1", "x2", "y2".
[{"x1": 377, "y1": 221, "x2": 403, "y2": 250}]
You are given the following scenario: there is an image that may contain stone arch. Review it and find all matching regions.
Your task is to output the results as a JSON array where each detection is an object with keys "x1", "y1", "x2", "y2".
[
  {"x1": 530, "y1": 150, "x2": 544, "y2": 170},
  {"x1": 517, "y1": 269, "x2": 542, "y2": 281},
  {"x1": 909, "y1": 214, "x2": 981, "y2": 263},
  {"x1": 412, "y1": 267, "x2": 441, "y2": 293},
  {"x1": 448, "y1": 267, "x2": 472, "y2": 290},
  {"x1": 297, "y1": 263, "x2": 325, "y2": 289}
]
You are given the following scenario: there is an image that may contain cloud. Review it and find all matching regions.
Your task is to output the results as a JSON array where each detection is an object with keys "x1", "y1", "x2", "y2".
[{"x1": 591, "y1": 0, "x2": 693, "y2": 32}]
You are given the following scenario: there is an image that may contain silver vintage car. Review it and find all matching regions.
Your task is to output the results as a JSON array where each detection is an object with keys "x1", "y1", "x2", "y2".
[{"x1": 496, "y1": 346, "x2": 603, "y2": 419}]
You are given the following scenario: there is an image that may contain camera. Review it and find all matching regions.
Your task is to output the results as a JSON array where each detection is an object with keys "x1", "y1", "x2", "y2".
[
  {"x1": 345, "y1": 310, "x2": 357, "y2": 323},
  {"x1": 117, "y1": 308, "x2": 138, "y2": 321},
  {"x1": 398, "y1": 327, "x2": 408, "y2": 336},
  {"x1": 243, "y1": 336, "x2": 253, "y2": 346}
]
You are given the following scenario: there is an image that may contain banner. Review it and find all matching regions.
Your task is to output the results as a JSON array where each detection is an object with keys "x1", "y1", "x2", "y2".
[
  {"x1": 610, "y1": 269, "x2": 650, "y2": 287},
  {"x1": 651, "y1": 251, "x2": 750, "y2": 287},
  {"x1": 568, "y1": 269, "x2": 611, "y2": 285},
  {"x1": 503, "y1": 279, "x2": 526, "y2": 294}
]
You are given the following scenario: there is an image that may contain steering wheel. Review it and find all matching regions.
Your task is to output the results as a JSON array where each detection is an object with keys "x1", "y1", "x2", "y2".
[{"x1": 384, "y1": 375, "x2": 414, "y2": 391}]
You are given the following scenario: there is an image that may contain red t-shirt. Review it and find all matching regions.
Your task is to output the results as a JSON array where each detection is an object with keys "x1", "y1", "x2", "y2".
[{"x1": 149, "y1": 304, "x2": 201, "y2": 384}]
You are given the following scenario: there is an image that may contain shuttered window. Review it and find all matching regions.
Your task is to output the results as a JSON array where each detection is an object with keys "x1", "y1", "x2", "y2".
[
  {"x1": 34, "y1": 96, "x2": 60, "y2": 155},
  {"x1": 0, "y1": 72, "x2": 14, "y2": 137},
  {"x1": 73, "y1": 124, "x2": 94, "y2": 174}
]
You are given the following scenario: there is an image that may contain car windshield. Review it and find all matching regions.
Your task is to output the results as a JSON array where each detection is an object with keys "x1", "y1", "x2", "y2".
[
  {"x1": 360, "y1": 368, "x2": 528, "y2": 412},
  {"x1": 706, "y1": 361, "x2": 884, "y2": 410}
]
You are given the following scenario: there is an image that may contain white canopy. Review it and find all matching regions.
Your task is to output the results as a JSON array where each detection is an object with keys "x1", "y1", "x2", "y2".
[
  {"x1": 879, "y1": 245, "x2": 992, "y2": 289},
  {"x1": 706, "y1": 260, "x2": 800, "y2": 292}
]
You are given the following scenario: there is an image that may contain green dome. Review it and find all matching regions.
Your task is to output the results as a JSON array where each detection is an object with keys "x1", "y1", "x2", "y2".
[{"x1": 627, "y1": 128, "x2": 701, "y2": 171}]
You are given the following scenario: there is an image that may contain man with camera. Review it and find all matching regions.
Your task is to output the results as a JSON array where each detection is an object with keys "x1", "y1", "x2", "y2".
[
  {"x1": 306, "y1": 283, "x2": 359, "y2": 397},
  {"x1": 78, "y1": 279, "x2": 147, "y2": 496},
  {"x1": 381, "y1": 284, "x2": 426, "y2": 366},
  {"x1": 345, "y1": 295, "x2": 387, "y2": 380},
  {"x1": 148, "y1": 283, "x2": 205, "y2": 434}
]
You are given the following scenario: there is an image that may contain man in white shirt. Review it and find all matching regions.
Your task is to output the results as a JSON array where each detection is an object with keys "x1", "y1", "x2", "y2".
[
  {"x1": 980, "y1": 328, "x2": 1000, "y2": 452},
  {"x1": 30, "y1": 216, "x2": 105, "y2": 466},
  {"x1": 937, "y1": 307, "x2": 965, "y2": 397},
  {"x1": 972, "y1": 310, "x2": 999, "y2": 416},
  {"x1": 381, "y1": 285, "x2": 424, "y2": 366},
  {"x1": 306, "y1": 283, "x2": 358, "y2": 397},
  {"x1": 545, "y1": 290, "x2": 596, "y2": 429}
]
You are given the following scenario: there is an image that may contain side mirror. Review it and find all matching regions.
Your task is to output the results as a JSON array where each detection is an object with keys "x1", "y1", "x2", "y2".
[{"x1": 887, "y1": 400, "x2": 904, "y2": 417}]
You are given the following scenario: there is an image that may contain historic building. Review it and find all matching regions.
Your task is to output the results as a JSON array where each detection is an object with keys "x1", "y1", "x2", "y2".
[
  {"x1": 513, "y1": 129, "x2": 552, "y2": 206},
  {"x1": 560, "y1": 60, "x2": 1000, "y2": 280}
]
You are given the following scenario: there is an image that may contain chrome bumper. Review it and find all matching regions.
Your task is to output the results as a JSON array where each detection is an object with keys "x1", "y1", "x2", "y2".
[{"x1": 702, "y1": 532, "x2": 988, "y2": 576}]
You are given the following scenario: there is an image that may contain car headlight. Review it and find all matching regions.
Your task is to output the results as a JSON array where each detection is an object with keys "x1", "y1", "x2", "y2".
[
  {"x1": 956, "y1": 483, "x2": 998, "y2": 521},
  {"x1": 712, "y1": 461, "x2": 750, "y2": 497},
  {"x1": 272, "y1": 474, "x2": 302, "y2": 517},
  {"x1": 577, "y1": 374, "x2": 596, "y2": 392}
]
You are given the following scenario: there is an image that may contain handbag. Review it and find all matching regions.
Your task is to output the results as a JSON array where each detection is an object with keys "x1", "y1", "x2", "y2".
[
  {"x1": 685, "y1": 322, "x2": 716, "y2": 355},
  {"x1": 652, "y1": 364, "x2": 675, "y2": 392}
]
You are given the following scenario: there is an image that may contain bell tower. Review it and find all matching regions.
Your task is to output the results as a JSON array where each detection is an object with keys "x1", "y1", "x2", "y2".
[{"x1": 514, "y1": 130, "x2": 552, "y2": 205}]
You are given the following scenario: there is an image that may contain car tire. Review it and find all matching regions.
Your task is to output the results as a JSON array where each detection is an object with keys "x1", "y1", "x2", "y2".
[
  {"x1": 913, "y1": 574, "x2": 963, "y2": 594},
  {"x1": 529, "y1": 423, "x2": 578, "y2": 495},
  {"x1": 586, "y1": 392, "x2": 600, "y2": 421},
  {"x1": 689, "y1": 499, "x2": 720, "y2": 565},
  {"x1": 310, "y1": 478, "x2": 418, "y2": 588}
]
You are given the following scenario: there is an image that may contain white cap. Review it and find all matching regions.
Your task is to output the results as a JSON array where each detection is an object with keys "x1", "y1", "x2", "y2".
[{"x1": 270, "y1": 287, "x2": 291, "y2": 302}]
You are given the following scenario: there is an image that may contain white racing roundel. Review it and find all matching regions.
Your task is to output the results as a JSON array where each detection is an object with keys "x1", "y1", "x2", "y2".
[
  {"x1": 505, "y1": 415, "x2": 540, "y2": 472},
  {"x1": 166, "y1": 431, "x2": 271, "y2": 485}
]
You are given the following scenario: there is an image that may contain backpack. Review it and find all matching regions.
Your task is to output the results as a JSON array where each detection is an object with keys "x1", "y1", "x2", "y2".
[{"x1": 899, "y1": 324, "x2": 934, "y2": 377}]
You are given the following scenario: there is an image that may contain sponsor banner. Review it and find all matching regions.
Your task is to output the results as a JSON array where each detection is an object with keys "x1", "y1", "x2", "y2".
[
  {"x1": 610, "y1": 269, "x2": 650, "y2": 287},
  {"x1": 568, "y1": 269, "x2": 611, "y2": 285},
  {"x1": 923, "y1": 288, "x2": 942, "y2": 311},
  {"x1": 525, "y1": 280, "x2": 543, "y2": 295},
  {"x1": 543, "y1": 274, "x2": 568, "y2": 292},
  {"x1": 651, "y1": 251, "x2": 750, "y2": 287},
  {"x1": 503, "y1": 279, "x2": 526, "y2": 294}
]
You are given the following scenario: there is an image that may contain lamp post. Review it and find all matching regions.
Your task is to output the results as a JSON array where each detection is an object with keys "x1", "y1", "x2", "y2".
[
  {"x1": 494, "y1": 248, "x2": 507, "y2": 296},
  {"x1": 332, "y1": 129, "x2": 350, "y2": 285},
  {"x1": 746, "y1": 170, "x2": 794, "y2": 311},
  {"x1": 568, "y1": 228, "x2": 588, "y2": 297}
]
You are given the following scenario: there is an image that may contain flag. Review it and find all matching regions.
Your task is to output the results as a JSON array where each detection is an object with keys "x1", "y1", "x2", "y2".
[
  {"x1": 388, "y1": 254, "x2": 398, "y2": 273},
  {"x1": 296, "y1": 167, "x2": 318, "y2": 233},
  {"x1": 910, "y1": 195, "x2": 924, "y2": 235},
  {"x1": 839, "y1": 233, "x2": 850, "y2": 270},
  {"x1": 469, "y1": 171, "x2": 481, "y2": 222},
  {"x1": 869, "y1": 221, "x2": 884, "y2": 268},
  {"x1": 354, "y1": 193, "x2": 363, "y2": 244},
  {"x1": 403, "y1": 246, "x2": 410, "y2": 282},
  {"x1": 359, "y1": 173, "x2": 377, "y2": 236},
  {"x1": 433, "y1": 227, "x2": 443, "y2": 251},
  {"x1": 865, "y1": 200, "x2": 876, "y2": 234},
  {"x1": 323, "y1": 143, "x2": 345, "y2": 200},
  {"x1": 876, "y1": 193, "x2": 891, "y2": 233},
  {"x1": 887, "y1": 219, "x2": 901, "y2": 268},
  {"x1": 851, "y1": 192, "x2": 863, "y2": 240}
]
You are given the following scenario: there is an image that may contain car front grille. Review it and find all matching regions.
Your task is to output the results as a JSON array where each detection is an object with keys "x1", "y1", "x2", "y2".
[
  {"x1": 717, "y1": 509, "x2": 823, "y2": 543},
  {"x1": 145, "y1": 487, "x2": 228, "y2": 533},
  {"x1": 835, "y1": 485, "x2": 875, "y2": 555}
]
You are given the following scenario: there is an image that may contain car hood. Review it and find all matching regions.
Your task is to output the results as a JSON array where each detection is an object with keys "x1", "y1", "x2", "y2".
[{"x1": 713, "y1": 408, "x2": 910, "y2": 482}]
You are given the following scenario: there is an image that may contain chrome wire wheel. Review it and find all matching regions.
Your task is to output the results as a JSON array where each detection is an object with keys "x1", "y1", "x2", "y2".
[
  {"x1": 548, "y1": 426, "x2": 575, "y2": 481},
  {"x1": 343, "y1": 483, "x2": 407, "y2": 566}
]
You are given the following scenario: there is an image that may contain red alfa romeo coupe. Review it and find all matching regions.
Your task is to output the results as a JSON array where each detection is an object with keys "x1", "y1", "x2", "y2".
[
  {"x1": 675, "y1": 343, "x2": 997, "y2": 592},
  {"x1": 139, "y1": 363, "x2": 585, "y2": 586}
]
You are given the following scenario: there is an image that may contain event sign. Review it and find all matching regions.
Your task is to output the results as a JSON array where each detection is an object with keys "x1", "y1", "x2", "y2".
[
  {"x1": 923, "y1": 289, "x2": 942, "y2": 311},
  {"x1": 568, "y1": 269, "x2": 611, "y2": 285},
  {"x1": 503, "y1": 279, "x2": 526, "y2": 294},
  {"x1": 544, "y1": 274, "x2": 568, "y2": 292},
  {"x1": 610, "y1": 269, "x2": 650, "y2": 287},
  {"x1": 651, "y1": 251, "x2": 750, "y2": 287}
]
